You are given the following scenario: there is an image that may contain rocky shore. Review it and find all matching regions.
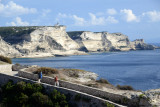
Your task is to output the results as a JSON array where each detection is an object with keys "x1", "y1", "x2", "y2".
[
  {"x1": 11, "y1": 63, "x2": 160, "y2": 106},
  {"x1": 0, "y1": 25, "x2": 156, "y2": 58}
]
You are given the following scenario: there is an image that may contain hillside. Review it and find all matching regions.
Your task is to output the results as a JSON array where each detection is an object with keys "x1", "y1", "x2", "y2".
[{"x1": 0, "y1": 25, "x2": 155, "y2": 58}]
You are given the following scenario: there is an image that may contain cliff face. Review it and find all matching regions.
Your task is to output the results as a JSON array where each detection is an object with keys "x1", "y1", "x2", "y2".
[
  {"x1": 0, "y1": 26, "x2": 155, "y2": 58},
  {"x1": 13, "y1": 26, "x2": 81, "y2": 57},
  {"x1": 68, "y1": 31, "x2": 135, "y2": 52},
  {"x1": 0, "y1": 37, "x2": 20, "y2": 57},
  {"x1": 131, "y1": 39, "x2": 155, "y2": 50}
]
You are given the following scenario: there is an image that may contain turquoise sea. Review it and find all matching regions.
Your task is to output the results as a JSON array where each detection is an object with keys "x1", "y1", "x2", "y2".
[{"x1": 12, "y1": 49, "x2": 160, "y2": 91}]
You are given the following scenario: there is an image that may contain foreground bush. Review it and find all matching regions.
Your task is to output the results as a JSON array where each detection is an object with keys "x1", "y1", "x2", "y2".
[
  {"x1": 1, "y1": 81, "x2": 68, "y2": 107},
  {"x1": 0, "y1": 55, "x2": 12, "y2": 64},
  {"x1": 116, "y1": 84, "x2": 134, "y2": 90},
  {"x1": 34, "y1": 67, "x2": 59, "y2": 75},
  {"x1": 30, "y1": 92, "x2": 53, "y2": 107}
]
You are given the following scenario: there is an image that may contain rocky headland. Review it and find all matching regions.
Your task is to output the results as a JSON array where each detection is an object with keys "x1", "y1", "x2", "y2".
[{"x1": 0, "y1": 25, "x2": 155, "y2": 58}]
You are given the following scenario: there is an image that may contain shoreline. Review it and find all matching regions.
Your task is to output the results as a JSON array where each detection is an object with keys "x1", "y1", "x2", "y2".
[
  {"x1": 12, "y1": 49, "x2": 160, "y2": 59},
  {"x1": 10, "y1": 63, "x2": 160, "y2": 106}
]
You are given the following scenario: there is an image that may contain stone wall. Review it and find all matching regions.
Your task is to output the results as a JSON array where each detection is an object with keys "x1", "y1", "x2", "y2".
[
  {"x1": 18, "y1": 71, "x2": 142, "y2": 106},
  {"x1": 0, "y1": 72, "x2": 124, "y2": 107},
  {"x1": 0, "y1": 64, "x2": 12, "y2": 72}
]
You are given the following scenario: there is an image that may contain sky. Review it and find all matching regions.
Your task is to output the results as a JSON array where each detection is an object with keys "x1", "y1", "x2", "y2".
[{"x1": 0, "y1": 0, "x2": 160, "y2": 43}]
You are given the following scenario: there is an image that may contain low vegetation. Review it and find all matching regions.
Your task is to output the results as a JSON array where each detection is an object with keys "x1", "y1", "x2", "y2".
[
  {"x1": 116, "y1": 84, "x2": 134, "y2": 90},
  {"x1": 85, "y1": 83, "x2": 99, "y2": 88},
  {"x1": 0, "y1": 55, "x2": 12, "y2": 64},
  {"x1": 96, "y1": 78, "x2": 110, "y2": 84},
  {"x1": 74, "y1": 94, "x2": 81, "y2": 101},
  {"x1": 0, "y1": 81, "x2": 68, "y2": 107},
  {"x1": 62, "y1": 68, "x2": 86, "y2": 73},
  {"x1": 34, "y1": 67, "x2": 59, "y2": 75},
  {"x1": 139, "y1": 94, "x2": 145, "y2": 98},
  {"x1": 104, "y1": 102, "x2": 115, "y2": 107},
  {"x1": 0, "y1": 27, "x2": 37, "y2": 44},
  {"x1": 61, "y1": 69, "x2": 87, "y2": 77},
  {"x1": 74, "y1": 94, "x2": 91, "y2": 103}
]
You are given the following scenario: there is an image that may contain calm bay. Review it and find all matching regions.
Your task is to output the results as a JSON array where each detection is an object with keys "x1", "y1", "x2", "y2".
[{"x1": 12, "y1": 49, "x2": 160, "y2": 91}]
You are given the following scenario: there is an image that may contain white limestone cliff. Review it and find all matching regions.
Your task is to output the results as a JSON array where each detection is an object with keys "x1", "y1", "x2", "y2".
[
  {"x1": 11, "y1": 26, "x2": 85, "y2": 58},
  {"x1": 68, "y1": 31, "x2": 135, "y2": 52},
  {"x1": 0, "y1": 36, "x2": 21, "y2": 57},
  {"x1": 0, "y1": 25, "x2": 155, "y2": 58}
]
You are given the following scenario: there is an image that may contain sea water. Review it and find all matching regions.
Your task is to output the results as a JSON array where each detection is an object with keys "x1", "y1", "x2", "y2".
[{"x1": 12, "y1": 49, "x2": 160, "y2": 91}]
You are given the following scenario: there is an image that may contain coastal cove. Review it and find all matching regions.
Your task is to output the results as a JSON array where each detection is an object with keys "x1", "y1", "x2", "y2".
[{"x1": 12, "y1": 49, "x2": 160, "y2": 91}]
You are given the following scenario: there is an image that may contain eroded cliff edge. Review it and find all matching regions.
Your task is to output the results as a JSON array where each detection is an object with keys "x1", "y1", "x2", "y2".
[{"x1": 0, "y1": 25, "x2": 155, "y2": 58}]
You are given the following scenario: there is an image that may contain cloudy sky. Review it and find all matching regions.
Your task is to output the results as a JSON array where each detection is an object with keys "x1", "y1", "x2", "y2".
[{"x1": 0, "y1": 0, "x2": 160, "y2": 43}]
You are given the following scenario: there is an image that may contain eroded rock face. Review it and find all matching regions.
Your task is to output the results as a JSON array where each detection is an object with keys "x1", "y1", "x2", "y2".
[
  {"x1": 131, "y1": 39, "x2": 155, "y2": 50},
  {"x1": 144, "y1": 89, "x2": 160, "y2": 106},
  {"x1": 68, "y1": 31, "x2": 135, "y2": 52},
  {"x1": 0, "y1": 36, "x2": 21, "y2": 57},
  {"x1": 0, "y1": 26, "x2": 155, "y2": 58}
]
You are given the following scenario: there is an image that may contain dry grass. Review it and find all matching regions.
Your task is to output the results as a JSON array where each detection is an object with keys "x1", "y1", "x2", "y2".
[
  {"x1": 34, "y1": 67, "x2": 59, "y2": 75},
  {"x1": 96, "y1": 78, "x2": 110, "y2": 84},
  {"x1": 0, "y1": 55, "x2": 12, "y2": 64},
  {"x1": 116, "y1": 85, "x2": 134, "y2": 90},
  {"x1": 60, "y1": 69, "x2": 87, "y2": 77}
]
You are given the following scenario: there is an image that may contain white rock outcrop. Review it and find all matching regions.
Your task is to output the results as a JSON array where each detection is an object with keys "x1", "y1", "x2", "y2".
[{"x1": 145, "y1": 89, "x2": 160, "y2": 106}]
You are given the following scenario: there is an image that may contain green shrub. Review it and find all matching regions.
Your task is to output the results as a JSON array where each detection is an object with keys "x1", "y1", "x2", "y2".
[
  {"x1": 153, "y1": 105, "x2": 158, "y2": 107},
  {"x1": 116, "y1": 85, "x2": 134, "y2": 90},
  {"x1": 82, "y1": 96, "x2": 91, "y2": 102},
  {"x1": 1, "y1": 81, "x2": 68, "y2": 107},
  {"x1": 34, "y1": 67, "x2": 59, "y2": 75},
  {"x1": 122, "y1": 97, "x2": 128, "y2": 104},
  {"x1": 139, "y1": 94, "x2": 145, "y2": 98},
  {"x1": 74, "y1": 94, "x2": 81, "y2": 101},
  {"x1": 1, "y1": 80, "x2": 15, "y2": 97},
  {"x1": 16, "y1": 81, "x2": 26, "y2": 92},
  {"x1": 85, "y1": 83, "x2": 99, "y2": 88},
  {"x1": 104, "y1": 102, "x2": 115, "y2": 107},
  {"x1": 30, "y1": 92, "x2": 53, "y2": 107},
  {"x1": 50, "y1": 89, "x2": 68, "y2": 106},
  {"x1": 96, "y1": 78, "x2": 110, "y2": 84},
  {"x1": 15, "y1": 93, "x2": 29, "y2": 106},
  {"x1": 31, "y1": 83, "x2": 44, "y2": 93},
  {"x1": 0, "y1": 55, "x2": 12, "y2": 64}
]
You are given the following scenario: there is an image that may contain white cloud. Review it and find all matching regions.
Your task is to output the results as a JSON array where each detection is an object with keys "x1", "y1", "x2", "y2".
[
  {"x1": 6, "y1": 17, "x2": 29, "y2": 26},
  {"x1": 56, "y1": 13, "x2": 86, "y2": 26},
  {"x1": 0, "y1": 1, "x2": 37, "y2": 17},
  {"x1": 121, "y1": 9, "x2": 139, "y2": 22},
  {"x1": 143, "y1": 11, "x2": 160, "y2": 22},
  {"x1": 106, "y1": 16, "x2": 118, "y2": 23},
  {"x1": 42, "y1": 9, "x2": 51, "y2": 17},
  {"x1": 89, "y1": 13, "x2": 118, "y2": 25},
  {"x1": 57, "y1": 13, "x2": 68, "y2": 18},
  {"x1": 56, "y1": 12, "x2": 119, "y2": 26},
  {"x1": 95, "y1": 12, "x2": 104, "y2": 16},
  {"x1": 107, "y1": 8, "x2": 117, "y2": 15},
  {"x1": 89, "y1": 13, "x2": 106, "y2": 25},
  {"x1": 72, "y1": 15, "x2": 86, "y2": 26}
]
